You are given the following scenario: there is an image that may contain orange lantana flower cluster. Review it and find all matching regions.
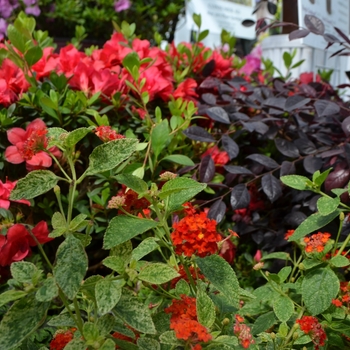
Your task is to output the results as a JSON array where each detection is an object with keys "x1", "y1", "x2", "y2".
[
  {"x1": 233, "y1": 315, "x2": 255, "y2": 349},
  {"x1": 296, "y1": 316, "x2": 326, "y2": 350},
  {"x1": 304, "y1": 232, "x2": 331, "y2": 253},
  {"x1": 171, "y1": 203, "x2": 221, "y2": 257},
  {"x1": 165, "y1": 295, "x2": 212, "y2": 349},
  {"x1": 332, "y1": 281, "x2": 350, "y2": 308},
  {"x1": 50, "y1": 329, "x2": 75, "y2": 350}
]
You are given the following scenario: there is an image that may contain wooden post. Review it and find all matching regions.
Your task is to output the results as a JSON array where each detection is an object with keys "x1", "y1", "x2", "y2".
[{"x1": 282, "y1": 0, "x2": 299, "y2": 34}]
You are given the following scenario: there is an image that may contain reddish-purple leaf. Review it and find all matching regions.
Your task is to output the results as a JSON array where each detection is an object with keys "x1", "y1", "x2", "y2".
[
  {"x1": 325, "y1": 168, "x2": 350, "y2": 192},
  {"x1": 242, "y1": 19, "x2": 255, "y2": 27},
  {"x1": 334, "y1": 27, "x2": 350, "y2": 44},
  {"x1": 206, "y1": 106, "x2": 230, "y2": 124},
  {"x1": 242, "y1": 121, "x2": 268, "y2": 135},
  {"x1": 261, "y1": 174, "x2": 282, "y2": 202},
  {"x1": 294, "y1": 138, "x2": 316, "y2": 155},
  {"x1": 202, "y1": 59, "x2": 216, "y2": 77},
  {"x1": 183, "y1": 126, "x2": 215, "y2": 143},
  {"x1": 280, "y1": 161, "x2": 296, "y2": 177},
  {"x1": 201, "y1": 93, "x2": 217, "y2": 105},
  {"x1": 199, "y1": 77, "x2": 220, "y2": 89},
  {"x1": 267, "y1": 2, "x2": 277, "y2": 15},
  {"x1": 224, "y1": 165, "x2": 254, "y2": 176},
  {"x1": 343, "y1": 144, "x2": 350, "y2": 168},
  {"x1": 342, "y1": 116, "x2": 350, "y2": 136},
  {"x1": 208, "y1": 200, "x2": 226, "y2": 223},
  {"x1": 221, "y1": 135, "x2": 239, "y2": 160},
  {"x1": 275, "y1": 138, "x2": 300, "y2": 158},
  {"x1": 246, "y1": 154, "x2": 279, "y2": 169},
  {"x1": 284, "y1": 95, "x2": 310, "y2": 111},
  {"x1": 303, "y1": 156, "x2": 323, "y2": 174},
  {"x1": 263, "y1": 97, "x2": 286, "y2": 110},
  {"x1": 289, "y1": 28, "x2": 310, "y2": 41},
  {"x1": 314, "y1": 100, "x2": 340, "y2": 117},
  {"x1": 230, "y1": 184, "x2": 250, "y2": 210},
  {"x1": 285, "y1": 211, "x2": 307, "y2": 227},
  {"x1": 304, "y1": 15, "x2": 325, "y2": 35},
  {"x1": 199, "y1": 155, "x2": 215, "y2": 183},
  {"x1": 231, "y1": 112, "x2": 250, "y2": 121},
  {"x1": 323, "y1": 33, "x2": 341, "y2": 43},
  {"x1": 330, "y1": 48, "x2": 346, "y2": 58}
]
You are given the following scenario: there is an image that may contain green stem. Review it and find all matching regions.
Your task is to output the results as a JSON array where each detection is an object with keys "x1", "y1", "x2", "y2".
[
  {"x1": 283, "y1": 307, "x2": 305, "y2": 346},
  {"x1": 333, "y1": 212, "x2": 345, "y2": 256},
  {"x1": 66, "y1": 156, "x2": 77, "y2": 224},
  {"x1": 73, "y1": 297, "x2": 84, "y2": 332},
  {"x1": 47, "y1": 150, "x2": 72, "y2": 181}
]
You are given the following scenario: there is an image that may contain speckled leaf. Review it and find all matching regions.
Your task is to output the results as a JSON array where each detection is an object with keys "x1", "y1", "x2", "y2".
[
  {"x1": 100, "y1": 339, "x2": 116, "y2": 350},
  {"x1": 64, "y1": 127, "x2": 91, "y2": 148},
  {"x1": 195, "y1": 255, "x2": 240, "y2": 308},
  {"x1": 159, "y1": 331, "x2": 184, "y2": 346},
  {"x1": 10, "y1": 261, "x2": 39, "y2": 284},
  {"x1": 0, "y1": 290, "x2": 27, "y2": 308},
  {"x1": 96, "y1": 279, "x2": 122, "y2": 315},
  {"x1": 35, "y1": 277, "x2": 59, "y2": 302},
  {"x1": 252, "y1": 311, "x2": 277, "y2": 335},
  {"x1": 273, "y1": 295, "x2": 294, "y2": 322},
  {"x1": 53, "y1": 235, "x2": 88, "y2": 299},
  {"x1": 10, "y1": 170, "x2": 58, "y2": 200},
  {"x1": 104, "y1": 216, "x2": 158, "y2": 249},
  {"x1": 86, "y1": 138, "x2": 138, "y2": 175},
  {"x1": 281, "y1": 175, "x2": 313, "y2": 191},
  {"x1": 138, "y1": 263, "x2": 179, "y2": 284},
  {"x1": 115, "y1": 174, "x2": 148, "y2": 194},
  {"x1": 131, "y1": 237, "x2": 159, "y2": 261},
  {"x1": 47, "y1": 313, "x2": 75, "y2": 327},
  {"x1": 196, "y1": 289, "x2": 216, "y2": 328},
  {"x1": 96, "y1": 314, "x2": 116, "y2": 336},
  {"x1": 63, "y1": 338, "x2": 86, "y2": 349},
  {"x1": 137, "y1": 338, "x2": 160, "y2": 350},
  {"x1": 317, "y1": 196, "x2": 340, "y2": 216},
  {"x1": 47, "y1": 127, "x2": 67, "y2": 148},
  {"x1": 52, "y1": 212, "x2": 66, "y2": 229},
  {"x1": 0, "y1": 295, "x2": 49, "y2": 349},
  {"x1": 114, "y1": 290, "x2": 156, "y2": 334}
]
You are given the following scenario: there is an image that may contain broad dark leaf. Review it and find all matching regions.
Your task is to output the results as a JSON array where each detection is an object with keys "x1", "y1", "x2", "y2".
[
  {"x1": 303, "y1": 156, "x2": 323, "y2": 174},
  {"x1": 199, "y1": 155, "x2": 215, "y2": 183},
  {"x1": 224, "y1": 165, "x2": 254, "y2": 176},
  {"x1": 280, "y1": 161, "x2": 296, "y2": 176},
  {"x1": 207, "y1": 200, "x2": 226, "y2": 223},
  {"x1": 201, "y1": 93, "x2": 216, "y2": 105},
  {"x1": 330, "y1": 48, "x2": 346, "y2": 58},
  {"x1": 261, "y1": 174, "x2": 282, "y2": 202},
  {"x1": 246, "y1": 154, "x2": 279, "y2": 169},
  {"x1": 323, "y1": 33, "x2": 341, "y2": 43},
  {"x1": 275, "y1": 139, "x2": 300, "y2": 158},
  {"x1": 221, "y1": 135, "x2": 239, "y2": 160},
  {"x1": 294, "y1": 138, "x2": 316, "y2": 155},
  {"x1": 267, "y1": 1, "x2": 277, "y2": 15},
  {"x1": 263, "y1": 97, "x2": 286, "y2": 110},
  {"x1": 199, "y1": 77, "x2": 219, "y2": 89},
  {"x1": 334, "y1": 27, "x2": 350, "y2": 44},
  {"x1": 285, "y1": 211, "x2": 308, "y2": 227},
  {"x1": 315, "y1": 100, "x2": 340, "y2": 117},
  {"x1": 342, "y1": 116, "x2": 350, "y2": 136},
  {"x1": 206, "y1": 107, "x2": 230, "y2": 124},
  {"x1": 242, "y1": 121, "x2": 268, "y2": 135},
  {"x1": 230, "y1": 184, "x2": 250, "y2": 210},
  {"x1": 230, "y1": 112, "x2": 250, "y2": 121},
  {"x1": 242, "y1": 19, "x2": 255, "y2": 27},
  {"x1": 325, "y1": 168, "x2": 350, "y2": 192},
  {"x1": 304, "y1": 15, "x2": 325, "y2": 35},
  {"x1": 289, "y1": 28, "x2": 310, "y2": 40},
  {"x1": 285, "y1": 95, "x2": 310, "y2": 111},
  {"x1": 299, "y1": 84, "x2": 316, "y2": 97},
  {"x1": 343, "y1": 144, "x2": 350, "y2": 168},
  {"x1": 202, "y1": 59, "x2": 215, "y2": 77},
  {"x1": 183, "y1": 126, "x2": 215, "y2": 142}
]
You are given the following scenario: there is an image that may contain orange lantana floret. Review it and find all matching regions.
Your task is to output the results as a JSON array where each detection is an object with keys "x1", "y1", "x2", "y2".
[{"x1": 304, "y1": 232, "x2": 331, "y2": 253}]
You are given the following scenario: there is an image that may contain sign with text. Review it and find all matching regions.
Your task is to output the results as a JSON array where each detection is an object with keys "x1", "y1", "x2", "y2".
[
  {"x1": 186, "y1": 0, "x2": 256, "y2": 40},
  {"x1": 298, "y1": 0, "x2": 349, "y2": 50}
]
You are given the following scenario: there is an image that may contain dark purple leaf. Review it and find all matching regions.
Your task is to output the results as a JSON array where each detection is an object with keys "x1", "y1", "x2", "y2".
[
  {"x1": 323, "y1": 33, "x2": 341, "y2": 43},
  {"x1": 298, "y1": 112, "x2": 314, "y2": 122},
  {"x1": 199, "y1": 77, "x2": 219, "y2": 89},
  {"x1": 221, "y1": 135, "x2": 239, "y2": 160},
  {"x1": 263, "y1": 97, "x2": 286, "y2": 110},
  {"x1": 242, "y1": 19, "x2": 255, "y2": 27},
  {"x1": 313, "y1": 133, "x2": 333, "y2": 146},
  {"x1": 273, "y1": 79, "x2": 287, "y2": 93},
  {"x1": 275, "y1": 139, "x2": 300, "y2": 158},
  {"x1": 230, "y1": 184, "x2": 250, "y2": 210},
  {"x1": 284, "y1": 95, "x2": 310, "y2": 111},
  {"x1": 224, "y1": 165, "x2": 254, "y2": 176},
  {"x1": 201, "y1": 93, "x2": 217, "y2": 105},
  {"x1": 280, "y1": 161, "x2": 296, "y2": 177},
  {"x1": 303, "y1": 156, "x2": 323, "y2": 174},
  {"x1": 267, "y1": 2, "x2": 277, "y2": 15},
  {"x1": 342, "y1": 116, "x2": 350, "y2": 136},
  {"x1": 242, "y1": 121, "x2": 268, "y2": 134},
  {"x1": 343, "y1": 144, "x2": 350, "y2": 168},
  {"x1": 320, "y1": 148, "x2": 343, "y2": 158},
  {"x1": 199, "y1": 155, "x2": 215, "y2": 183},
  {"x1": 206, "y1": 106, "x2": 230, "y2": 124},
  {"x1": 334, "y1": 27, "x2": 350, "y2": 44},
  {"x1": 330, "y1": 48, "x2": 346, "y2": 58},
  {"x1": 304, "y1": 15, "x2": 325, "y2": 35},
  {"x1": 285, "y1": 211, "x2": 307, "y2": 227},
  {"x1": 252, "y1": 231, "x2": 264, "y2": 245},
  {"x1": 289, "y1": 28, "x2": 310, "y2": 40},
  {"x1": 177, "y1": 165, "x2": 198, "y2": 175},
  {"x1": 325, "y1": 168, "x2": 350, "y2": 192},
  {"x1": 202, "y1": 59, "x2": 216, "y2": 77},
  {"x1": 230, "y1": 112, "x2": 250, "y2": 121},
  {"x1": 294, "y1": 138, "x2": 316, "y2": 155},
  {"x1": 183, "y1": 126, "x2": 215, "y2": 142},
  {"x1": 207, "y1": 200, "x2": 226, "y2": 223},
  {"x1": 314, "y1": 100, "x2": 340, "y2": 117},
  {"x1": 261, "y1": 174, "x2": 282, "y2": 202},
  {"x1": 246, "y1": 154, "x2": 279, "y2": 169},
  {"x1": 298, "y1": 84, "x2": 316, "y2": 97}
]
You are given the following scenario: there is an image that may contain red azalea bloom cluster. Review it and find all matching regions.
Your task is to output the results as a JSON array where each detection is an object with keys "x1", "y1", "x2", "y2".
[
  {"x1": 202, "y1": 145, "x2": 229, "y2": 165},
  {"x1": 296, "y1": 316, "x2": 326, "y2": 349},
  {"x1": 304, "y1": 232, "x2": 331, "y2": 253},
  {"x1": 299, "y1": 72, "x2": 321, "y2": 85},
  {"x1": 94, "y1": 126, "x2": 125, "y2": 142},
  {"x1": 332, "y1": 281, "x2": 350, "y2": 307},
  {"x1": 0, "y1": 221, "x2": 52, "y2": 266},
  {"x1": 0, "y1": 178, "x2": 31, "y2": 209},
  {"x1": 233, "y1": 314, "x2": 255, "y2": 349},
  {"x1": 171, "y1": 203, "x2": 221, "y2": 257},
  {"x1": 5, "y1": 119, "x2": 61, "y2": 170},
  {"x1": 165, "y1": 294, "x2": 212, "y2": 348}
]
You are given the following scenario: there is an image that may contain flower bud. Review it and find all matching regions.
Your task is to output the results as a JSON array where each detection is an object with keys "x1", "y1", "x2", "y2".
[
  {"x1": 253, "y1": 262, "x2": 264, "y2": 270},
  {"x1": 222, "y1": 318, "x2": 230, "y2": 326}
]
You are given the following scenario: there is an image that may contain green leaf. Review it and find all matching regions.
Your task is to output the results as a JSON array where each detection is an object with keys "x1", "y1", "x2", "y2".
[
  {"x1": 47, "y1": 127, "x2": 67, "y2": 148},
  {"x1": 330, "y1": 255, "x2": 350, "y2": 267},
  {"x1": 288, "y1": 210, "x2": 341, "y2": 242},
  {"x1": 131, "y1": 237, "x2": 159, "y2": 261},
  {"x1": 138, "y1": 263, "x2": 179, "y2": 284},
  {"x1": 193, "y1": 13, "x2": 202, "y2": 28},
  {"x1": 283, "y1": 51, "x2": 292, "y2": 68},
  {"x1": 114, "y1": 290, "x2": 156, "y2": 334},
  {"x1": 273, "y1": 295, "x2": 294, "y2": 322},
  {"x1": 159, "y1": 331, "x2": 183, "y2": 346},
  {"x1": 280, "y1": 175, "x2": 313, "y2": 191},
  {"x1": 175, "y1": 279, "x2": 190, "y2": 296},
  {"x1": 52, "y1": 212, "x2": 66, "y2": 229},
  {"x1": 115, "y1": 174, "x2": 148, "y2": 194},
  {"x1": 47, "y1": 312, "x2": 75, "y2": 327},
  {"x1": 302, "y1": 267, "x2": 339, "y2": 315},
  {"x1": 0, "y1": 290, "x2": 27, "y2": 308},
  {"x1": 64, "y1": 128, "x2": 91, "y2": 148},
  {"x1": 213, "y1": 336, "x2": 239, "y2": 347},
  {"x1": 69, "y1": 214, "x2": 88, "y2": 231},
  {"x1": 161, "y1": 155, "x2": 195, "y2": 166},
  {"x1": 252, "y1": 311, "x2": 276, "y2": 335},
  {"x1": 312, "y1": 168, "x2": 332, "y2": 187},
  {"x1": 10, "y1": 170, "x2": 58, "y2": 200},
  {"x1": 96, "y1": 279, "x2": 122, "y2": 315},
  {"x1": 86, "y1": 138, "x2": 138, "y2": 175},
  {"x1": 122, "y1": 52, "x2": 140, "y2": 72},
  {"x1": 195, "y1": 255, "x2": 240, "y2": 308},
  {"x1": 35, "y1": 277, "x2": 59, "y2": 302},
  {"x1": 103, "y1": 256, "x2": 127, "y2": 274},
  {"x1": 10, "y1": 261, "x2": 39, "y2": 284},
  {"x1": 53, "y1": 235, "x2": 88, "y2": 299},
  {"x1": 261, "y1": 252, "x2": 290, "y2": 261},
  {"x1": 137, "y1": 338, "x2": 160, "y2": 350},
  {"x1": 104, "y1": 216, "x2": 158, "y2": 249},
  {"x1": 151, "y1": 119, "x2": 170, "y2": 158},
  {"x1": 196, "y1": 289, "x2": 216, "y2": 328},
  {"x1": 317, "y1": 196, "x2": 340, "y2": 216},
  {"x1": 198, "y1": 29, "x2": 209, "y2": 42},
  {"x1": 63, "y1": 338, "x2": 86, "y2": 350},
  {"x1": 49, "y1": 227, "x2": 66, "y2": 238},
  {"x1": 100, "y1": 339, "x2": 116, "y2": 350},
  {"x1": 83, "y1": 322, "x2": 100, "y2": 343},
  {"x1": 96, "y1": 314, "x2": 115, "y2": 336},
  {"x1": 24, "y1": 45, "x2": 43, "y2": 66},
  {"x1": 0, "y1": 295, "x2": 49, "y2": 349},
  {"x1": 7, "y1": 25, "x2": 26, "y2": 53},
  {"x1": 278, "y1": 266, "x2": 292, "y2": 283}
]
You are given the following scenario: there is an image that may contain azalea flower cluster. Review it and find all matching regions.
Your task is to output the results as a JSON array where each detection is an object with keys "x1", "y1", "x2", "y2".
[
  {"x1": 296, "y1": 316, "x2": 326, "y2": 350},
  {"x1": 165, "y1": 294, "x2": 212, "y2": 349},
  {"x1": 0, "y1": 178, "x2": 30, "y2": 209}
]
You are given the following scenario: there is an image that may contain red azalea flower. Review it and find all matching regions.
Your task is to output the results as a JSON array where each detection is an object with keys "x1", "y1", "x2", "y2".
[
  {"x1": 299, "y1": 72, "x2": 321, "y2": 84},
  {"x1": 0, "y1": 178, "x2": 31, "y2": 209},
  {"x1": 5, "y1": 119, "x2": 61, "y2": 170},
  {"x1": 173, "y1": 78, "x2": 198, "y2": 102},
  {"x1": 94, "y1": 126, "x2": 125, "y2": 142},
  {"x1": 296, "y1": 316, "x2": 326, "y2": 349},
  {"x1": 32, "y1": 47, "x2": 59, "y2": 80},
  {"x1": 219, "y1": 236, "x2": 236, "y2": 264}
]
